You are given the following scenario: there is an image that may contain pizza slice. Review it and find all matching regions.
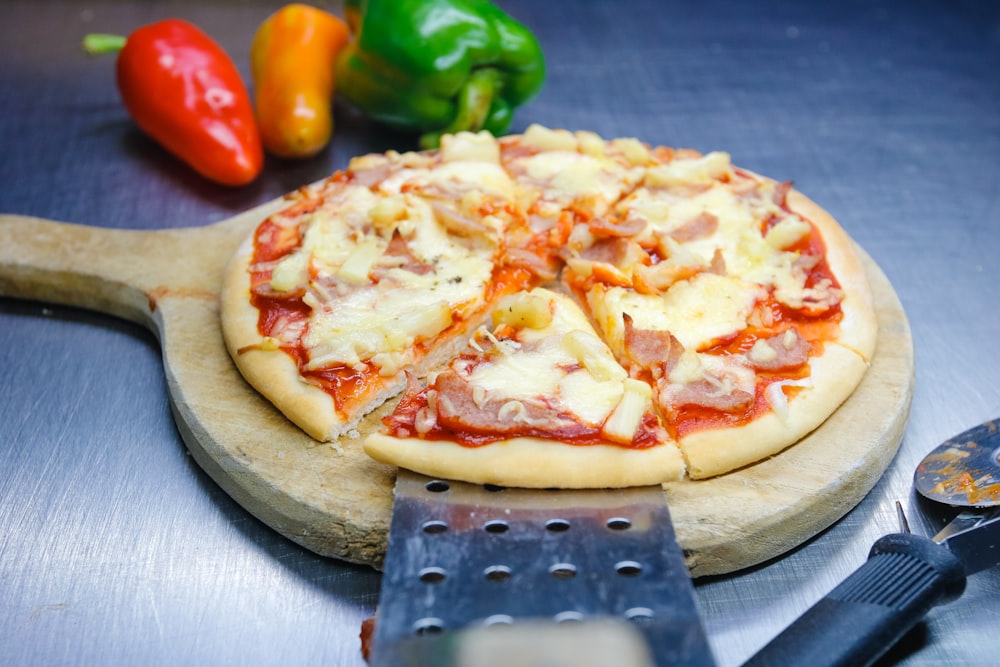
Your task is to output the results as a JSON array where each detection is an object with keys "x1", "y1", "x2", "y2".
[
  {"x1": 220, "y1": 132, "x2": 540, "y2": 441},
  {"x1": 561, "y1": 150, "x2": 877, "y2": 478},
  {"x1": 363, "y1": 287, "x2": 686, "y2": 489}
]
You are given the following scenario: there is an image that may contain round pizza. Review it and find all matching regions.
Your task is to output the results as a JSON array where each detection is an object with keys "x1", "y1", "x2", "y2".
[{"x1": 220, "y1": 125, "x2": 877, "y2": 488}]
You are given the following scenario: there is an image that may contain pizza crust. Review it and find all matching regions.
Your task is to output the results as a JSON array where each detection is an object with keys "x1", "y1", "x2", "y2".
[
  {"x1": 220, "y1": 128, "x2": 880, "y2": 487},
  {"x1": 786, "y1": 189, "x2": 878, "y2": 362},
  {"x1": 679, "y1": 343, "x2": 869, "y2": 478},
  {"x1": 674, "y1": 189, "x2": 878, "y2": 479},
  {"x1": 364, "y1": 433, "x2": 686, "y2": 489},
  {"x1": 220, "y1": 233, "x2": 363, "y2": 441}
]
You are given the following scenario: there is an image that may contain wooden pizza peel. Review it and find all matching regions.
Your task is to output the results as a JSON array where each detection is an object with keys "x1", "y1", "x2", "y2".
[{"x1": 0, "y1": 198, "x2": 913, "y2": 577}]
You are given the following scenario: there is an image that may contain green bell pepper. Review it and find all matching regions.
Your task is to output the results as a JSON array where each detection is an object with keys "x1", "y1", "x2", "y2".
[{"x1": 336, "y1": 0, "x2": 545, "y2": 148}]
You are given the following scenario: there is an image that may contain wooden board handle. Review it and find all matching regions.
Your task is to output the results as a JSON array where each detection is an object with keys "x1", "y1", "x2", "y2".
[{"x1": 0, "y1": 206, "x2": 281, "y2": 332}]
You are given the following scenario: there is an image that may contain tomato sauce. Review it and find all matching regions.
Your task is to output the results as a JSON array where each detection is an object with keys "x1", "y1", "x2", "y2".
[
  {"x1": 385, "y1": 389, "x2": 666, "y2": 450},
  {"x1": 243, "y1": 145, "x2": 851, "y2": 446}
]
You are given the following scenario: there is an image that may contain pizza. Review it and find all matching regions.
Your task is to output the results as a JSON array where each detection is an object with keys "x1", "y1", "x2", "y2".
[
  {"x1": 365, "y1": 287, "x2": 686, "y2": 488},
  {"x1": 220, "y1": 124, "x2": 877, "y2": 487}
]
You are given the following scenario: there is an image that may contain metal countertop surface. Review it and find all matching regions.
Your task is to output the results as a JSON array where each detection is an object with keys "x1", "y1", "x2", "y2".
[{"x1": 2, "y1": 1, "x2": 998, "y2": 665}]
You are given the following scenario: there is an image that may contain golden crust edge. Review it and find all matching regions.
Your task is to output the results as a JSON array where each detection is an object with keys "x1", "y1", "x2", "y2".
[
  {"x1": 217, "y1": 151, "x2": 880, "y2": 487},
  {"x1": 680, "y1": 343, "x2": 868, "y2": 479},
  {"x1": 218, "y1": 228, "x2": 519, "y2": 444},
  {"x1": 669, "y1": 187, "x2": 881, "y2": 481},
  {"x1": 219, "y1": 233, "x2": 360, "y2": 442},
  {"x1": 787, "y1": 188, "x2": 878, "y2": 363},
  {"x1": 363, "y1": 433, "x2": 686, "y2": 489}
]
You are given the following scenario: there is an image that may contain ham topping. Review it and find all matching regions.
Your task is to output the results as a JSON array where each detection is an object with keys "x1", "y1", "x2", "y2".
[
  {"x1": 371, "y1": 229, "x2": 435, "y2": 279},
  {"x1": 580, "y1": 237, "x2": 644, "y2": 267},
  {"x1": 658, "y1": 352, "x2": 756, "y2": 414},
  {"x1": 429, "y1": 200, "x2": 494, "y2": 237},
  {"x1": 622, "y1": 313, "x2": 683, "y2": 377},
  {"x1": 772, "y1": 180, "x2": 793, "y2": 207},
  {"x1": 433, "y1": 370, "x2": 580, "y2": 434},
  {"x1": 587, "y1": 214, "x2": 647, "y2": 239},
  {"x1": 503, "y1": 247, "x2": 559, "y2": 281},
  {"x1": 747, "y1": 328, "x2": 811, "y2": 371},
  {"x1": 668, "y1": 212, "x2": 719, "y2": 242},
  {"x1": 349, "y1": 161, "x2": 394, "y2": 189},
  {"x1": 666, "y1": 380, "x2": 755, "y2": 413},
  {"x1": 707, "y1": 248, "x2": 727, "y2": 275}
]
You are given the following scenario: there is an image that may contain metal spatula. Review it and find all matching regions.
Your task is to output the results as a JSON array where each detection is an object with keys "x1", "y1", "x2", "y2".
[{"x1": 369, "y1": 471, "x2": 716, "y2": 667}]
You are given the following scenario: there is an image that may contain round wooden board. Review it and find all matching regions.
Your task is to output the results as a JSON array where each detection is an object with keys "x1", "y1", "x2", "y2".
[{"x1": 0, "y1": 202, "x2": 913, "y2": 578}]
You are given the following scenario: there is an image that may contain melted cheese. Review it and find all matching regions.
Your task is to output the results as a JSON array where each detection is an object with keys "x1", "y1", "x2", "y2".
[
  {"x1": 303, "y1": 288, "x2": 453, "y2": 370},
  {"x1": 466, "y1": 289, "x2": 630, "y2": 428},
  {"x1": 644, "y1": 151, "x2": 732, "y2": 187},
  {"x1": 622, "y1": 177, "x2": 815, "y2": 309},
  {"x1": 274, "y1": 157, "x2": 500, "y2": 373},
  {"x1": 591, "y1": 273, "x2": 763, "y2": 352},
  {"x1": 511, "y1": 150, "x2": 642, "y2": 212}
]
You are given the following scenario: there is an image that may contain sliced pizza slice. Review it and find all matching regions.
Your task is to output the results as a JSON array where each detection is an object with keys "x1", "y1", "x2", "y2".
[
  {"x1": 221, "y1": 132, "x2": 540, "y2": 442},
  {"x1": 561, "y1": 150, "x2": 878, "y2": 478},
  {"x1": 363, "y1": 287, "x2": 685, "y2": 489}
]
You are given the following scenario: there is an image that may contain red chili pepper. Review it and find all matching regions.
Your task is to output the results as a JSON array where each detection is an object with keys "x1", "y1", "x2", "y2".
[{"x1": 84, "y1": 20, "x2": 263, "y2": 186}]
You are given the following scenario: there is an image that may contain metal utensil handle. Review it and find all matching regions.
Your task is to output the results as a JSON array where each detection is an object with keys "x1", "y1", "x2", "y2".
[{"x1": 743, "y1": 533, "x2": 966, "y2": 667}]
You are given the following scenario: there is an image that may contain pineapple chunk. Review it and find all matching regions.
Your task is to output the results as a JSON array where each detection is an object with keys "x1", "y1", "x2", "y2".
[
  {"x1": 577, "y1": 131, "x2": 607, "y2": 158},
  {"x1": 561, "y1": 329, "x2": 628, "y2": 383},
  {"x1": 440, "y1": 131, "x2": 500, "y2": 164},
  {"x1": 370, "y1": 196, "x2": 407, "y2": 233},
  {"x1": 611, "y1": 137, "x2": 651, "y2": 166},
  {"x1": 337, "y1": 239, "x2": 382, "y2": 284},
  {"x1": 765, "y1": 214, "x2": 812, "y2": 249},
  {"x1": 492, "y1": 292, "x2": 554, "y2": 330},
  {"x1": 522, "y1": 124, "x2": 579, "y2": 152},
  {"x1": 602, "y1": 378, "x2": 653, "y2": 443},
  {"x1": 645, "y1": 151, "x2": 731, "y2": 188},
  {"x1": 269, "y1": 252, "x2": 309, "y2": 292}
]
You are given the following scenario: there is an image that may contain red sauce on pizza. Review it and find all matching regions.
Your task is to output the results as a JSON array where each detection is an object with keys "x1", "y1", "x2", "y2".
[
  {"x1": 240, "y1": 135, "x2": 862, "y2": 454},
  {"x1": 303, "y1": 363, "x2": 376, "y2": 414},
  {"x1": 385, "y1": 385, "x2": 665, "y2": 449}
]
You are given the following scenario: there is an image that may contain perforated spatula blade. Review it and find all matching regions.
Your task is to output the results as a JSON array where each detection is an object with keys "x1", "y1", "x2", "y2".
[{"x1": 369, "y1": 471, "x2": 715, "y2": 667}]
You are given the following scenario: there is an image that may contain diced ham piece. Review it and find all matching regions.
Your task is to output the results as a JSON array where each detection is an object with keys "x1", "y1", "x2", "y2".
[
  {"x1": 372, "y1": 229, "x2": 435, "y2": 278},
  {"x1": 622, "y1": 313, "x2": 683, "y2": 377},
  {"x1": 668, "y1": 212, "x2": 718, "y2": 242},
  {"x1": 430, "y1": 200, "x2": 494, "y2": 237},
  {"x1": 707, "y1": 248, "x2": 727, "y2": 275},
  {"x1": 434, "y1": 371, "x2": 579, "y2": 435},
  {"x1": 349, "y1": 162, "x2": 393, "y2": 189},
  {"x1": 587, "y1": 214, "x2": 647, "y2": 239},
  {"x1": 657, "y1": 353, "x2": 756, "y2": 414},
  {"x1": 747, "y1": 329, "x2": 811, "y2": 371},
  {"x1": 580, "y1": 237, "x2": 642, "y2": 266},
  {"x1": 667, "y1": 381, "x2": 754, "y2": 412},
  {"x1": 772, "y1": 180, "x2": 793, "y2": 207},
  {"x1": 504, "y1": 247, "x2": 559, "y2": 281}
]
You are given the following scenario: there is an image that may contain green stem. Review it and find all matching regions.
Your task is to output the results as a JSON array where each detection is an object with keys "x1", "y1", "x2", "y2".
[
  {"x1": 420, "y1": 67, "x2": 500, "y2": 150},
  {"x1": 82, "y1": 33, "x2": 127, "y2": 56}
]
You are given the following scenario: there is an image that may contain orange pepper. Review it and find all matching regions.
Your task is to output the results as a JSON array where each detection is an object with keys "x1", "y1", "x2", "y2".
[{"x1": 251, "y1": 4, "x2": 350, "y2": 159}]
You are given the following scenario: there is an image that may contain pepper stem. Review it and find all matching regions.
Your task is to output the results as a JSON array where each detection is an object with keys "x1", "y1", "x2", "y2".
[
  {"x1": 82, "y1": 33, "x2": 127, "y2": 56},
  {"x1": 420, "y1": 67, "x2": 501, "y2": 150}
]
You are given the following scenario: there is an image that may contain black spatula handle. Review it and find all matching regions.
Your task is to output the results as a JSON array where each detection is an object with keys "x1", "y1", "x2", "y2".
[{"x1": 743, "y1": 533, "x2": 967, "y2": 667}]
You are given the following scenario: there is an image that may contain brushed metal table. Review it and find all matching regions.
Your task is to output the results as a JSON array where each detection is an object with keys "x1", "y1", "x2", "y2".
[{"x1": 2, "y1": 1, "x2": 998, "y2": 665}]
